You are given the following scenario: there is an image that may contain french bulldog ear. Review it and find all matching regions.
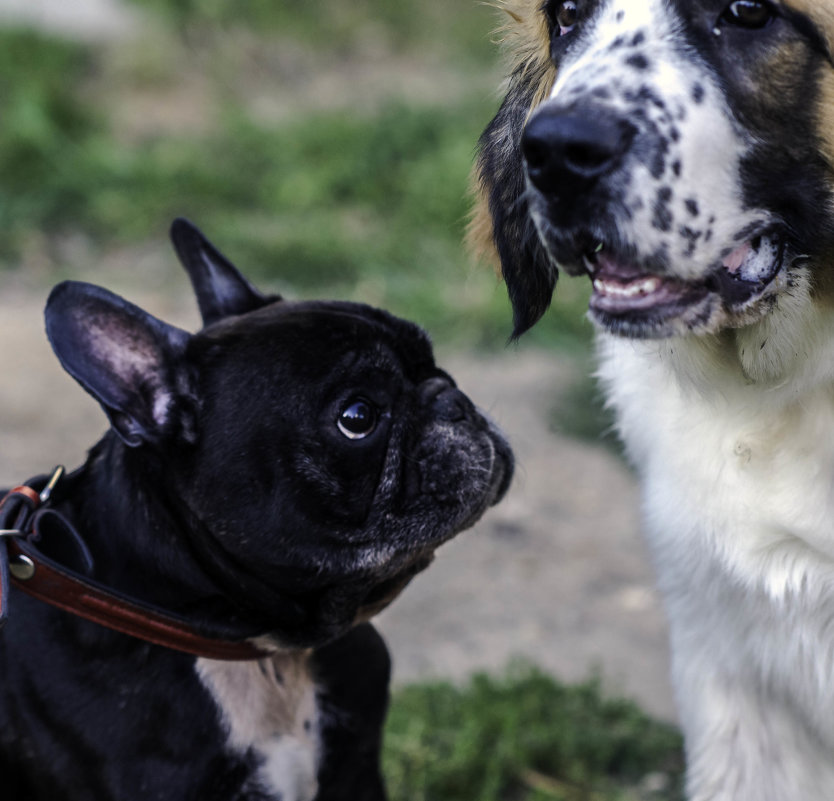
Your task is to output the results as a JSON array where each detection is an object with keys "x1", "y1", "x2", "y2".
[
  {"x1": 45, "y1": 281, "x2": 193, "y2": 448},
  {"x1": 474, "y1": 80, "x2": 558, "y2": 339},
  {"x1": 169, "y1": 218, "x2": 278, "y2": 326}
]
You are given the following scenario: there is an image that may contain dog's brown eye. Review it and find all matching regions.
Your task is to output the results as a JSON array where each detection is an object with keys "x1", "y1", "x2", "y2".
[
  {"x1": 337, "y1": 399, "x2": 377, "y2": 440},
  {"x1": 555, "y1": 1, "x2": 578, "y2": 36},
  {"x1": 721, "y1": 0, "x2": 775, "y2": 29}
]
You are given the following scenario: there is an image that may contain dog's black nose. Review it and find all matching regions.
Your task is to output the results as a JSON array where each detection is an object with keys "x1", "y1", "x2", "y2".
[
  {"x1": 420, "y1": 376, "x2": 468, "y2": 423},
  {"x1": 522, "y1": 108, "x2": 633, "y2": 194}
]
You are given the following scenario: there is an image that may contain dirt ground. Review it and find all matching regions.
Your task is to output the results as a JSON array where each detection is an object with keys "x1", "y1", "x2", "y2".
[{"x1": 0, "y1": 282, "x2": 675, "y2": 722}]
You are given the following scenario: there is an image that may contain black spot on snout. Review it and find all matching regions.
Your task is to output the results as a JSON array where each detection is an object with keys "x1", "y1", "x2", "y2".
[
  {"x1": 649, "y1": 134, "x2": 670, "y2": 179},
  {"x1": 652, "y1": 186, "x2": 674, "y2": 232},
  {"x1": 680, "y1": 226, "x2": 702, "y2": 257},
  {"x1": 626, "y1": 54, "x2": 650, "y2": 71}
]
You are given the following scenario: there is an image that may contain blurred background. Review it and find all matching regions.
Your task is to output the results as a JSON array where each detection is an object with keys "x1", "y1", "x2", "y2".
[{"x1": 0, "y1": 1, "x2": 683, "y2": 798}]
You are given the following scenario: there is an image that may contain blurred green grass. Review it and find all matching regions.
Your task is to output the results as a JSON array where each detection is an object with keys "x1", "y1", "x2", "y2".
[
  {"x1": 126, "y1": 0, "x2": 498, "y2": 62},
  {"x1": 0, "y1": 4, "x2": 594, "y2": 351},
  {"x1": 384, "y1": 667, "x2": 684, "y2": 801}
]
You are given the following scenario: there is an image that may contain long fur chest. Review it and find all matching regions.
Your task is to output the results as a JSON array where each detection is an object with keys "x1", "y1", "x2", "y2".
[{"x1": 597, "y1": 329, "x2": 834, "y2": 743}]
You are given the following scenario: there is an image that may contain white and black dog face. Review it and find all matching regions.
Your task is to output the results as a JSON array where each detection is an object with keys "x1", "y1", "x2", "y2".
[{"x1": 473, "y1": 0, "x2": 834, "y2": 338}]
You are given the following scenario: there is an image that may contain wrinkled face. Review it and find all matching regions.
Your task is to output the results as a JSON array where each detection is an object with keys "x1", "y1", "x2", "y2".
[
  {"x1": 476, "y1": 0, "x2": 834, "y2": 338},
  {"x1": 175, "y1": 300, "x2": 513, "y2": 643}
]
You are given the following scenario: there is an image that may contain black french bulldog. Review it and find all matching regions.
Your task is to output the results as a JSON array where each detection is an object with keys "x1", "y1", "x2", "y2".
[{"x1": 0, "y1": 220, "x2": 513, "y2": 801}]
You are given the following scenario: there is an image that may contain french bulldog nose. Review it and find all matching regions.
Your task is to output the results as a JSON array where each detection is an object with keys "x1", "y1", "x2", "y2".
[
  {"x1": 420, "y1": 376, "x2": 468, "y2": 423},
  {"x1": 522, "y1": 107, "x2": 634, "y2": 195}
]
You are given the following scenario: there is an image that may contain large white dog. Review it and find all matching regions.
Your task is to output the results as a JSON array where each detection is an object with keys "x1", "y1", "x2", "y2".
[{"x1": 472, "y1": 2, "x2": 834, "y2": 798}]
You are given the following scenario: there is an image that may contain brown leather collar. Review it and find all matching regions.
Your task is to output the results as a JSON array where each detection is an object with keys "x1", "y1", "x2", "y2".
[{"x1": 0, "y1": 472, "x2": 272, "y2": 661}]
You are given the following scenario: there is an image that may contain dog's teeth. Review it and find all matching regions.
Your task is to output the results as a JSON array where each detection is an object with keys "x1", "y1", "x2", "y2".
[{"x1": 594, "y1": 277, "x2": 661, "y2": 298}]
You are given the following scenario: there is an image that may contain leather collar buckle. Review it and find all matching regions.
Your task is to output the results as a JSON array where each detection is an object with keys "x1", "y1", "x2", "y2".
[{"x1": 0, "y1": 468, "x2": 272, "y2": 661}]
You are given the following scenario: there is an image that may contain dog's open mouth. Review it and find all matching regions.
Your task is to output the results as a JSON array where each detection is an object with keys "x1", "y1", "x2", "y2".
[{"x1": 582, "y1": 233, "x2": 786, "y2": 334}]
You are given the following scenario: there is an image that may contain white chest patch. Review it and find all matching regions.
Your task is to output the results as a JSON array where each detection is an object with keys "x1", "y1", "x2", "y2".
[{"x1": 197, "y1": 652, "x2": 320, "y2": 801}]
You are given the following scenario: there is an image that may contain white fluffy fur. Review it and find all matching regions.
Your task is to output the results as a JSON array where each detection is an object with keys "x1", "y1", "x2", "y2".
[
  {"x1": 597, "y1": 266, "x2": 834, "y2": 800},
  {"x1": 508, "y1": 2, "x2": 834, "y2": 795}
]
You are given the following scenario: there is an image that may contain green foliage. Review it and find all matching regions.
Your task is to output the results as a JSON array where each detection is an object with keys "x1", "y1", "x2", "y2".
[
  {"x1": 125, "y1": 0, "x2": 497, "y2": 63},
  {"x1": 384, "y1": 668, "x2": 685, "y2": 801},
  {"x1": 0, "y1": 30, "x2": 98, "y2": 257},
  {"x1": 0, "y1": 1, "x2": 593, "y2": 350}
]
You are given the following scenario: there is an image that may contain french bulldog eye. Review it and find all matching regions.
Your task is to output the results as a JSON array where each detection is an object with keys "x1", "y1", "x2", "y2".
[
  {"x1": 720, "y1": 0, "x2": 776, "y2": 29},
  {"x1": 336, "y1": 399, "x2": 378, "y2": 440}
]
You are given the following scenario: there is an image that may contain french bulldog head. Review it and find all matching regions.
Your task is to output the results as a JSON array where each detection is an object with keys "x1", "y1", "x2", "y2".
[{"x1": 44, "y1": 220, "x2": 513, "y2": 647}]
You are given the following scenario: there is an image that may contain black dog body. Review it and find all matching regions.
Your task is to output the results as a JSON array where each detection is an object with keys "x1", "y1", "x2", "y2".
[{"x1": 0, "y1": 220, "x2": 512, "y2": 800}]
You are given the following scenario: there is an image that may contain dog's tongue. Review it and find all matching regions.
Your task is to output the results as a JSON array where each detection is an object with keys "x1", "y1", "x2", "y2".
[
  {"x1": 723, "y1": 242, "x2": 751, "y2": 274},
  {"x1": 721, "y1": 236, "x2": 782, "y2": 284}
]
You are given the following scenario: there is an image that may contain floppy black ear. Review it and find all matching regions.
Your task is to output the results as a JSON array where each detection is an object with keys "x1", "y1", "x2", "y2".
[
  {"x1": 45, "y1": 281, "x2": 194, "y2": 448},
  {"x1": 475, "y1": 80, "x2": 558, "y2": 339},
  {"x1": 169, "y1": 218, "x2": 277, "y2": 326}
]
